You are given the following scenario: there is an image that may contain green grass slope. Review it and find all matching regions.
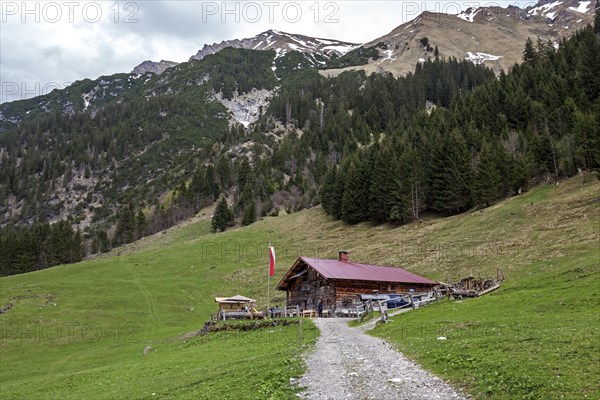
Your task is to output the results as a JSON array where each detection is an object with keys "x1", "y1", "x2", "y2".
[{"x1": 1, "y1": 174, "x2": 598, "y2": 399}]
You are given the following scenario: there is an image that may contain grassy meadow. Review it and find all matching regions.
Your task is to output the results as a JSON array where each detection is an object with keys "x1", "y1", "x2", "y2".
[{"x1": 1, "y1": 174, "x2": 599, "y2": 398}]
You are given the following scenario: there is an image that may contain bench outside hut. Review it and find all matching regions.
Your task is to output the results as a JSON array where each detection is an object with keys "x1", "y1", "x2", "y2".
[{"x1": 214, "y1": 295, "x2": 264, "y2": 320}]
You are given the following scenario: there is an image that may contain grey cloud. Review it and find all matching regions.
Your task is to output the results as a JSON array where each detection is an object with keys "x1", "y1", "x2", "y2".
[{"x1": 0, "y1": 1, "x2": 473, "y2": 104}]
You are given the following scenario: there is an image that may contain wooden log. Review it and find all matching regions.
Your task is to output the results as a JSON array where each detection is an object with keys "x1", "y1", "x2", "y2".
[{"x1": 478, "y1": 284, "x2": 501, "y2": 297}]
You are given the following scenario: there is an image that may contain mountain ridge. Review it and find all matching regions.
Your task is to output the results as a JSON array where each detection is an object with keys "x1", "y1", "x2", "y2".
[
  {"x1": 131, "y1": 60, "x2": 179, "y2": 75},
  {"x1": 128, "y1": 0, "x2": 595, "y2": 80},
  {"x1": 190, "y1": 29, "x2": 359, "y2": 63},
  {"x1": 2, "y1": 0, "x2": 593, "y2": 125},
  {"x1": 321, "y1": 0, "x2": 595, "y2": 77}
]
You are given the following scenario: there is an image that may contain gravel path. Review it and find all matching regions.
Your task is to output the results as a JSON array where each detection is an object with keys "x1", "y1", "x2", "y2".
[{"x1": 298, "y1": 318, "x2": 466, "y2": 400}]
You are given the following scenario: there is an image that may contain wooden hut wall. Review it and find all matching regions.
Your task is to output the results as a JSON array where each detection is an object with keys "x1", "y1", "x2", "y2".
[{"x1": 285, "y1": 272, "x2": 335, "y2": 310}]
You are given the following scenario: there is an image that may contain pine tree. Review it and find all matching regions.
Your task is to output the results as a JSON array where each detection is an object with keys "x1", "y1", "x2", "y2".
[
  {"x1": 341, "y1": 160, "x2": 367, "y2": 224},
  {"x1": 91, "y1": 236, "x2": 99, "y2": 255},
  {"x1": 575, "y1": 27, "x2": 600, "y2": 101},
  {"x1": 113, "y1": 203, "x2": 136, "y2": 246},
  {"x1": 98, "y1": 230, "x2": 110, "y2": 253},
  {"x1": 430, "y1": 130, "x2": 473, "y2": 214},
  {"x1": 473, "y1": 139, "x2": 502, "y2": 207},
  {"x1": 71, "y1": 230, "x2": 84, "y2": 263},
  {"x1": 523, "y1": 37, "x2": 536, "y2": 63},
  {"x1": 331, "y1": 162, "x2": 348, "y2": 220},
  {"x1": 237, "y1": 185, "x2": 254, "y2": 216},
  {"x1": 136, "y1": 210, "x2": 147, "y2": 239},
  {"x1": 242, "y1": 200, "x2": 256, "y2": 226},
  {"x1": 320, "y1": 167, "x2": 338, "y2": 215},
  {"x1": 237, "y1": 157, "x2": 252, "y2": 190},
  {"x1": 368, "y1": 149, "x2": 391, "y2": 223},
  {"x1": 572, "y1": 110, "x2": 599, "y2": 170},
  {"x1": 212, "y1": 197, "x2": 232, "y2": 232},
  {"x1": 388, "y1": 143, "x2": 424, "y2": 222}
]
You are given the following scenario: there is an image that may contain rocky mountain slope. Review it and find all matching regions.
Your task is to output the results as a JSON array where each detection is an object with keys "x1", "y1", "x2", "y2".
[
  {"x1": 321, "y1": 0, "x2": 596, "y2": 77},
  {"x1": 191, "y1": 29, "x2": 359, "y2": 65},
  {"x1": 131, "y1": 60, "x2": 179, "y2": 75},
  {"x1": 2, "y1": 0, "x2": 592, "y2": 130}
]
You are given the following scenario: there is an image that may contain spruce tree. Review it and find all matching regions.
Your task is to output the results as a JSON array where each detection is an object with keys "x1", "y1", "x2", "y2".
[
  {"x1": 212, "y1": 197, "x2": 231, "y2": 232},
  {"x1": 320, "y1": 167, "x2": 338, "y2": 215},
  {"x1": 113, "y1": 204, "x2": 136, "y2": 246},
  {"x1": 242, "y1": 200, "x2": 256, "y2": 226},
  {"x1": 430, "y1": 130, "x2": 473, "y2": 214},
  {"x1": 368, "y1": 149, "x2": 391, "y2": 223},
  {"x1": 331, "y1": 162, "x2": 348, "y2": 220},
  {"x1": 136, "y1": 210, "x2": 147, "y2": 239},
  {"x1": 237, "y1": 157, "x2": 252, "y2": 190},
  {"x1": 341, "y1": 160, "x2": 366, "y2": 224},
  {"x1": 387, "y1": 155, "x2": 410, "y2": 223},
  {"x1": 388, "y1": 143, "x2": 424, "y2": 222},
  {"x1": 473, "y1": 139, "x2": 502, "y2": 207},
  {"x1": 523, "y1": 37, "x2": 536, "y2": 63},
  {"x1": 71, "y1": 230, "x2": 84, "y2": 263}
]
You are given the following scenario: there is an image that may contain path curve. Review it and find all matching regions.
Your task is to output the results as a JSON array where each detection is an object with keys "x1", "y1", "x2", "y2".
[{"x1": 298, "y1": 318, "x2": 466, "y2": 400}]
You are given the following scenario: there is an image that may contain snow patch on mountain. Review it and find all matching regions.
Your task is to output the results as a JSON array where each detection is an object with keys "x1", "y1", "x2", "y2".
[
  {"x1": 457, "y1": 7, "x2": 480, "y2": 22},
  {"x1": 529, "y1": 1, "x2": 563, "y2": 18},
  {"x1": 378, "y1": 49, "x2": 397, "y2": 64},
  {"x1": 465, "y1": 52, "x2": 502, "y2": 64},
  {"x1": 568, "y1": 1, "x2": 591, "y2": 13},
  {"x1": 322, "y1": 44, "x2": 358, "y2": 54}
]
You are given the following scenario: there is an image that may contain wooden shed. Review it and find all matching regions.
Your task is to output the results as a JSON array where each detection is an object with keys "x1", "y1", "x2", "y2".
[
  {"x1": 276, "y1": 252, "x2": 437, "y2": 313},
  {"x1": 214, "y1": 295, "x2": 256, "y2": 312}
]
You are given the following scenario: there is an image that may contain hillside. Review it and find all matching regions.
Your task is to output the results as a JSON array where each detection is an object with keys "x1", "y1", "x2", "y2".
[
  {"x1": 321, "y1": 0, "x2": 596, "y2": 77},
  {"x1": 0, "y1": 174, "x2": 598, "y2": 398},
  {"x1": 0, "y1": 1, "x2": 598, "y2": 279}
]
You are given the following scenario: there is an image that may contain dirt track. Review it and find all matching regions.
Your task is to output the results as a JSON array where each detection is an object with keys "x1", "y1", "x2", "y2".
[{"x1": 298, "y1": 318, "x2": 466, "y2": 400}]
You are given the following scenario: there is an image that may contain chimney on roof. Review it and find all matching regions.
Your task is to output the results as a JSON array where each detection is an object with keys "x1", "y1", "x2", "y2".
[{"x1": 339, "y1": 251, "x2": 349, "y2": 262}]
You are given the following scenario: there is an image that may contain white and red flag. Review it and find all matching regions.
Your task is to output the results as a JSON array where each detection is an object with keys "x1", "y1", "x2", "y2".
[{"x1": 268, "y1": 246, "x2": 276, "y2": 276}]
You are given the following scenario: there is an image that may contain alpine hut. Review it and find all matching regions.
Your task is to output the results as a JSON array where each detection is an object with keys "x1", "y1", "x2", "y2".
[{"x1": 276, "y1": 252, "x2": 437, "y2": 313}]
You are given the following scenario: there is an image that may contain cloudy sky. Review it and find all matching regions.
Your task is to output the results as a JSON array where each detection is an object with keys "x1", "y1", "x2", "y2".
[{"x1": 1, "y1": 1, "x2": 528, "y2": 103}]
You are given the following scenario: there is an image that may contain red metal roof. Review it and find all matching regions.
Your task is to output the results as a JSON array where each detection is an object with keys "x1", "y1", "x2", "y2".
[{"x1": 292, "y1": 256, "x2": 437, "y2": 285}]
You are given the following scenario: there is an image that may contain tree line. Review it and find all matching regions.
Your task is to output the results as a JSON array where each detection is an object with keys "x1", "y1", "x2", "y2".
[{"x1": 0, "y1": 221, "x2": 83, "y2": 276}]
